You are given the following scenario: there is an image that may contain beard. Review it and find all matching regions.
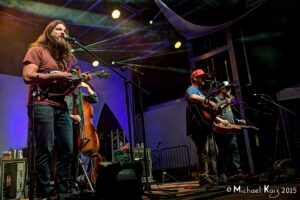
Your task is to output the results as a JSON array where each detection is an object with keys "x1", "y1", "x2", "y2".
[{"x1": 52, "y1": 36, "x2": 71, "y2": 55}]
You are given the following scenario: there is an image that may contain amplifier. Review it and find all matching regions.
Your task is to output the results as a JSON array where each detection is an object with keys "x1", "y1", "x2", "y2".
[
  {"x1": 0, "y1": 159, "x2": 27, "y2": 200},
  {"x1": 133, "y1": 147, "x2": 153, "y2": 182}
]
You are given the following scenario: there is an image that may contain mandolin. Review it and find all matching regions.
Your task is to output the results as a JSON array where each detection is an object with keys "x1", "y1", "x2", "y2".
[
  {"x1": 213, "y1": 122, "x2": 259, "y2": 134},
  {"x1": 40, "y1": 69, "x2": 110, "y2": 98}
]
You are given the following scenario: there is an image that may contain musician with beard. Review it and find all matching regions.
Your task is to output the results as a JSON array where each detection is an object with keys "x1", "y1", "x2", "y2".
[
  {"x1": 213, "y1": 81, "x2": 246, "y2": 183},
  {"x1": 23, "y1": 20, "x2": 85, "y2": 199}
]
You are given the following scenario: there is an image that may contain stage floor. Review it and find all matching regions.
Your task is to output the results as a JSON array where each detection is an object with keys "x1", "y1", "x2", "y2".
[
  {"x1": 142, "y1": 177, "x2": 300, "y2": 200},
  {"x1": 18, "y1": 176, "x2": 300, "y2": 199}
]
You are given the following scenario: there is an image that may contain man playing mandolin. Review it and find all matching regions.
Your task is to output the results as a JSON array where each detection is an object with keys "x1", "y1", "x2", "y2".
[
  {"x1": 23, "y1": 19, "x2": 89, "y2": 199},
  {"x1": 213, "y1": 81, "x2": 247, "y2": 183},
  {"x1": 185, "y1": 69, "x2": 219, "y2": 186}
]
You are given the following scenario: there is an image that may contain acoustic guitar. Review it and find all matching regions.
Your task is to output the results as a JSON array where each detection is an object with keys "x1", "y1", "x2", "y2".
[
  {"x1": 190, "y1": 100, "x2": 218, "y2": 129},
  {"x1": 213, "y1": 122, "x2": 259, "y2": 135},
  {"x1": 40, "y1": 69, "x2": 110, "y2": 98},
  {"x1": 190, "y1": 97, "x2": 230, "y2": 129}
]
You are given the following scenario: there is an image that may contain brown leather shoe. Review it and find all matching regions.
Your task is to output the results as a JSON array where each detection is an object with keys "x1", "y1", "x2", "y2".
[
  {"x1": 231, "y1": 173, "x2": 249, "y2": 180},
  {"x1": 238, "y1": 173, "x2": 249, "y2": 179}
]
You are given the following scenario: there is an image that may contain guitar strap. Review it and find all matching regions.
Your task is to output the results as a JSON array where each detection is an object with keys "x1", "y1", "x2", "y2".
[
  {"x1": 58, "y1": 58, "x2": 69, "y2": 71},
  {"x1": 62, "y1": 59, "x2": 67, "y2": 69}
]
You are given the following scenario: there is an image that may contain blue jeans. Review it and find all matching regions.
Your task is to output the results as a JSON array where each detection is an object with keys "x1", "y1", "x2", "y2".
[
  {"x1": 215, "y1": 134, "x2": 242, "y2": 177},
  {"x1": 28, "y1": 105, "x2": 73, "y2": 197},
  {"x1": 192, "y1": 132, "x2": 218, "y2": 180}
]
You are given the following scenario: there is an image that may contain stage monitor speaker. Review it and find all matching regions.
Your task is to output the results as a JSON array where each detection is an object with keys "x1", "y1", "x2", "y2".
[
  {"x1": 96, "y1": 161, "x2": 143, "y2": 200},
  {"x1": 0, "y1": 159, "x2": 27, "y2": 200}
]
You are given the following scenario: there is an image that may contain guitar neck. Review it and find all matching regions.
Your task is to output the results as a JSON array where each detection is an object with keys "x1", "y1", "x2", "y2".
[
  {"x1": 72, "y1": 72, "x2": 95, "y2": 82},
  {"x1": 79, "y1": 70, "x2": 109, "y2": 79},
  {"x1": 89, "y1": 72, "x2": 98, "y2": 77}
]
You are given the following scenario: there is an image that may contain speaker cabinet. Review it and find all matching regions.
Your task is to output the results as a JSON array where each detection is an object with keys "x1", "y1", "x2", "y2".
[
  {"x1": 96, "y1": 161, "x2": 143, "y2": 200},
  {"x1": 133, "y1": 147, "x2": 153, "y2": 182},
  {"x1": 0, "y1": 159, "x2": 26, "y2": 200}
]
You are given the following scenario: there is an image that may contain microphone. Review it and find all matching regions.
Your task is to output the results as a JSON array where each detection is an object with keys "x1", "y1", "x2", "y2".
[
  {"x1": 205, "y1": 80, "x2": 214, "y2": 83},
  {"x1": 205, "y1": 79, "x2": 219, "y2": 84},
  {"x1": 120, "y1": 66, "x2": 127, "y2": 71},
  {"x1": 208, "y1": 72, "x2": 216, "y2": 77},
  {"x1": 253, "y1": 93, "x2": 265, "y2": 96},
  {"x1": 226, "y1": 94, "x2": 235, "y2": 99},
  {"x1": 64, "y1": 34, "x2": 76, "y2": 42},
  {"x1": 120, "y1": 66, "x2": 144, "y2": 75},
  {"x1": 202, "y1": 73, "x2": 216, "y2": 79}
]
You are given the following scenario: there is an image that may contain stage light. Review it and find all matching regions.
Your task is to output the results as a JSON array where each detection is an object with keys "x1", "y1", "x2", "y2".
[
  {"x1": 174, "y1": 41, "x2": 182, "y2": 49},
  {"x1": 112, "y1": 9, "x2": 121, "y2": 19},
  {"x1": 149, "y1": 20, "x2": 153, "y2": 24},
  {"x1": 92, "y1": 60, "x2": 99, "y2": 67},
  {"x1": 111, "y1": 61, "x2": 115, "y2": 65}
]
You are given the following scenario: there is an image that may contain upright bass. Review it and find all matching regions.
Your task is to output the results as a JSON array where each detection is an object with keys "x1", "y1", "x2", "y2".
[
  {"x1": 72, "y1": 69, "x2": 102, "y2": 184},
  {"x1": 74, "y1": 86, "x2": 100, "y2": 156}
]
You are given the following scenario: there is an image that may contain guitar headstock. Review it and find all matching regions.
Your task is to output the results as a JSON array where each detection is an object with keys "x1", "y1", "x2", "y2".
[{"x1": 95, "y1": 70, "x2": 111, "y2": 79}]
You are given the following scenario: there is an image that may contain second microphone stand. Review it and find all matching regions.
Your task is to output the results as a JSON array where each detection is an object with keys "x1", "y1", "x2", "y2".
[
  {"x1": 258, "y1": 95, "x2": 296, "y2": 166},
  {"x1": 123, "y1": 65, "x2": 151, "y2": 191},
  {"x1": 72, "y1": 39, "x2": 151, "y2": 191}
]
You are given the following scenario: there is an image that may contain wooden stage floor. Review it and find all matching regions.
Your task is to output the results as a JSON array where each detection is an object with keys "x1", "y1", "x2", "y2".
[{"x1": 142, "y1": 177, "x2": 300, "y2": 200}]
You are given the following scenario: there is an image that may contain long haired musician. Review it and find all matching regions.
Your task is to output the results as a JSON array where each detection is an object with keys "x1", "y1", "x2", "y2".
[
  {"x1": 23, "y1": 19, "x2": 88, "y2": 199},
  {"x1": 185, "y1": 69, "x2": 219, "y2": 186},
  {"x1": 213, "y1": 81, "x2": 247, "y2": 183}
]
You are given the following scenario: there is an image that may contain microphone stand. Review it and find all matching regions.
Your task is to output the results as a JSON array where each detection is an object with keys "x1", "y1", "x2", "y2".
[
  {"x1": 29, "y1": 78, "x2": 41, "y2": 200},
  {"x1": 243, "y1": 102, "x2": 272, "y2": 116},
  {"x1": 121, "y1": 65, "x2": 151, "y2": 191},
  {"x1": 257, "y1": 95, "x2": 296, "y2": 167},
  {"x1": 259, "y1": 95, "x2": 296, "y2": 115},
  {"x1": 204, "y1": 78, "x2": 220, "y2": 98},
  {"x1": 71, "y1": 39, "x2": 150, "y2": 167}
]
